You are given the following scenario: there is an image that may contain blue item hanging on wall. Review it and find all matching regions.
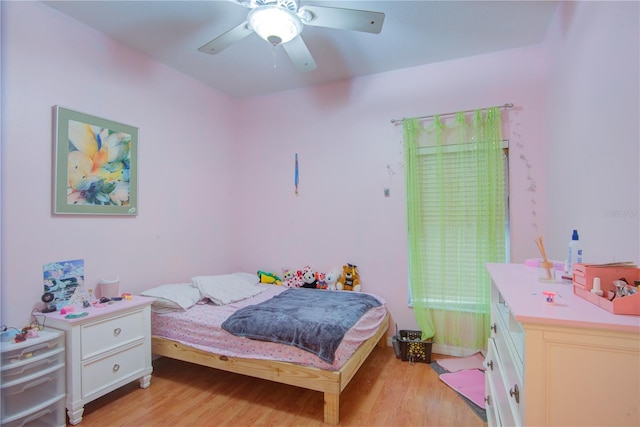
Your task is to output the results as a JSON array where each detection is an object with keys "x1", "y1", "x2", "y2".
[{"x1": 295, "y1": 153, "x2": 299, "y2": 196}]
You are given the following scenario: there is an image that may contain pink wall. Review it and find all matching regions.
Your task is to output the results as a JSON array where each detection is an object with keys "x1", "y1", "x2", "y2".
[
  {"x1": 231, "y1": 48, "x2": 548, "y2": 332},
  {"x1": 1, "y1": 2, "x2": 239, "y2": 326},
  {"x1": 1, "y1": 1, "x2": 548, "y2": 332},
  {"x1": 3, "y1": 1, "x2": 636, "y2": 339},
  {"x1": 542, "y1": 1, "x2": 639, "y2": 265}
]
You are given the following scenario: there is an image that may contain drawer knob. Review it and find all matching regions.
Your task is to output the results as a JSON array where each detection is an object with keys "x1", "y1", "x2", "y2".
[
  {"x1": 510, "y1": 384, "x2": 520, "y2": 403},
  {"x1": 484, "y1": 395, "x2": 492, "y2": 406},
  {"x1": 490, "y1": 323, "x2": 497, "y2": 333},
  {"x1": 113, "y1": 364, "x2": 120, "y2": 373},
  {"x1": 486, "y1": 360, "x2": 494, "y2": 370},
  {"x1": 113, "y1": 328, "x2": 122, "y2": 336}
]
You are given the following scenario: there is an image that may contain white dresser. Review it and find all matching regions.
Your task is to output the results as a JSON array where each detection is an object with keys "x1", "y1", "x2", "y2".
[
  {"x1": 485, "y1": 263, "x2": 640, "y2": 426},
  {"x1": 43, "y1": 296, "x2": 153, "y2": 425},
  {"x1": 1, "y1": 329, "x2": 66, "y2": 427}
]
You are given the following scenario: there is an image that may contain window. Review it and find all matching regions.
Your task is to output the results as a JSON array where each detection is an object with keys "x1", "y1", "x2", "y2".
[{"x1": 409, "y1": 140, "x2": 510, "y2": 310}]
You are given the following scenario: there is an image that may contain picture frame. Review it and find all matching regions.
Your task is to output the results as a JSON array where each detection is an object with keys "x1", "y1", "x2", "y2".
[
  {"x1": 53, "y1": 106, "x2": 138, "y2": 215},
  {"x1": 43, "y1": 259, "x2": 85, "y2": 310}
]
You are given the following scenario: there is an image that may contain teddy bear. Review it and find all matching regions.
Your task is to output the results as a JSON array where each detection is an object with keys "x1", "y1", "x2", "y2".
[
  {"x1": 324, "y1": 268, "x2": 341, "y2": 291},
  {"x1": 336, "y1": 263, "x2": 362, "y2": 292},
  {"x1": 301, "y1": 265, "x2": 318, "y2": 288},
  {"x1": 281, "y1": 267, "x2": 304, "y2": 288}
]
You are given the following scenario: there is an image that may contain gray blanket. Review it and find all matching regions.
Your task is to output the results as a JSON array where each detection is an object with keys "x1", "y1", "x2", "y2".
[{"x1": 221, "y1": 288, "x2": 382, "y2": 364}]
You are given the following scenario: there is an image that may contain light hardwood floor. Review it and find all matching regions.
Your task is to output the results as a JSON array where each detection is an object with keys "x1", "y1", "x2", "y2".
[{"x1": 78, "y1": 347, "x2": 486, "y2": 426}]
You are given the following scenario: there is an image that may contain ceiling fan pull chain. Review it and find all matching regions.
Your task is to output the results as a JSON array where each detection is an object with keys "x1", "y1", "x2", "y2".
[{"x1": 272, "y1": 46, "x2": 278, "y2": 69}]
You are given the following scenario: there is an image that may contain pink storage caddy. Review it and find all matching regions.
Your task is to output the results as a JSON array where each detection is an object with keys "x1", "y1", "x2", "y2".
[{"x1": 572, "y1": 263, "x2": 640, "y2": 316}]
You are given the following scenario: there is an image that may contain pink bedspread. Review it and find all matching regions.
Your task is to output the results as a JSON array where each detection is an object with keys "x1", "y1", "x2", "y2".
[{"x1": 151, "y1": 285, "x2": 388, "y2": 371}]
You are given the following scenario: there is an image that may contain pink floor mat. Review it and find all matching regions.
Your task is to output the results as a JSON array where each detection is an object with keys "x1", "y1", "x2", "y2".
[
  {"x1": 439, "y1": 369, "x2": 486, "y2": 409},
  {"x1": 436, "y1": 352, "x2": 485, "y2": 372}
]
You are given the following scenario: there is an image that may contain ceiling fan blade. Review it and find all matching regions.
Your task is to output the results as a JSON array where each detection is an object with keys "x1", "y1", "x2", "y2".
[
  {"x1": 282, "y1": 36, "x2": 317, "y2": 72},
  {"x1": 299, "y1": 6, "x2": 385, "y2": 34},
  {"x1": 198, "y1": 21, "x2": 253, "y2": 55},
  {"x1": 227, "y1": 0, "x2": 252, "y2": 8}
]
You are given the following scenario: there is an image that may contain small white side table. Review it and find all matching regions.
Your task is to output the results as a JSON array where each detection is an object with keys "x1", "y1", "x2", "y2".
[{"x1": 43, "y1": 296, "x2": 154, "y2": 425}]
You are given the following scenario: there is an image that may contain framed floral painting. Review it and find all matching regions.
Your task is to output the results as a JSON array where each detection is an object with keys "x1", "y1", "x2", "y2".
[{"x1": 53, "y1": 106, "x2": 138, "y2": 215}]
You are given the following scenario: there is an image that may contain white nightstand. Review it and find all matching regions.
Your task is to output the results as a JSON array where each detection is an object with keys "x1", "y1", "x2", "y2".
[{"x1": 43, "y1": 296, "x2": 154, "y2": 425}]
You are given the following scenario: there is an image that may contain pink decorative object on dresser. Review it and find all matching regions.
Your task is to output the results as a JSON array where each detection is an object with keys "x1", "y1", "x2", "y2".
[{"x1": 572, "y1": 263, "x2": 640, "y2": 315}]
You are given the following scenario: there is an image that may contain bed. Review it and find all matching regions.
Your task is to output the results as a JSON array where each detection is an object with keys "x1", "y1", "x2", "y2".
[{"x1": 143, "y1": 273, "x2": 390, "y2": 425}]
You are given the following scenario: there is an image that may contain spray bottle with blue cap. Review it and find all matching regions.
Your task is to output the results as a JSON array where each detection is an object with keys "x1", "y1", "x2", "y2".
[{"x1": 567, "y1": 229, "x2": 583, "y2": 275}]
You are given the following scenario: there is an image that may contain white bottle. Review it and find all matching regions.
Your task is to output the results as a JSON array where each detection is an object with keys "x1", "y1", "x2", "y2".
[
  {"x1": 567, "y1": 229, "x2": 582, "y2": 275},
  {"x1": 591, "y1": 277, "x2": 603, "y2": 296}
]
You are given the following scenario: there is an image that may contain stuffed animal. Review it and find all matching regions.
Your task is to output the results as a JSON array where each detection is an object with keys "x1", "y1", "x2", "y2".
[
  {"x1": 315, "y1": 272, "x2": 327, "y2": 289},
  {"x1": 257, "y1": 270, "x2": 281, "y2": 285},
  {"x1": 282, "y1": 267, "x2": 304, "y2": 288},
  {"x1": 324, "y1": 268, "x2": 341, "y2": 291},
  {"x1": 336, "y1": 263, "x2": 362, "y2": 292},
  {"x1": 301, "y1": 265, "x2": 317, "y2": 288}
]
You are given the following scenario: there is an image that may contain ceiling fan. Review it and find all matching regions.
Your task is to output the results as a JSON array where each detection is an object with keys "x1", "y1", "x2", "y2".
[{"x1": 198, "y1": 0, "x2": 385, "y2": 72}]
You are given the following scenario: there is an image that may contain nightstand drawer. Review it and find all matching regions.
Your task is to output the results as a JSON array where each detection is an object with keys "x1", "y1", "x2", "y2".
[
  {"x1": 81, "y1": 341, "x2": 146, "y2": 399},
  {"x1": 81, "y1": 310, "x2": 145, "y2": 358}
]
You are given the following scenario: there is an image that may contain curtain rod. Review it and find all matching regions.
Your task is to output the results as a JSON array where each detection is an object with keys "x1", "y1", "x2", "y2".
[{"x1": 390, "y1": 103, "x2": 514, "y2": 124}]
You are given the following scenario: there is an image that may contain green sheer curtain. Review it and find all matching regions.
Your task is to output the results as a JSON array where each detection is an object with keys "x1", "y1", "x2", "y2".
[
  {"x1": 404, "y1": 108, "x2": 506, "y2": 350},
  {"x1": 404, "y1": 117, "x2": 436, "y2": 339}
]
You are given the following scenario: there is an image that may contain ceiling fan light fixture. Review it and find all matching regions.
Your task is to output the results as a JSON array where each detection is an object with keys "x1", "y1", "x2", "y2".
[{"x1": 248, "y1": 5, "x2": 302, "y2": 46}]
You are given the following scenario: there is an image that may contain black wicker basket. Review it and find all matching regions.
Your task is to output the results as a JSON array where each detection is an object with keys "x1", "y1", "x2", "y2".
[{"x1": 399, "y1": 330, "x2": 433, "y2": 364}]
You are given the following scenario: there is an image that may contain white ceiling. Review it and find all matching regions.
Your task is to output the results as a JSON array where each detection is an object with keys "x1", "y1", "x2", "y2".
[{"x1": 43, "y1": 0, "x2": 559, "y2": 98}]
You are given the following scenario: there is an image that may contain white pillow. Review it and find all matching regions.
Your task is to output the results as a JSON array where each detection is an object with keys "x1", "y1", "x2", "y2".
[
  {"x1": 141, "y1": 283, "x2": 202, "y2": 312},
  {"x1": 192, "y1": 274, "x2": 265, "y2": 305},
  {"x1": 232, "y1": 272, "x2": 259, "y2": 284}
]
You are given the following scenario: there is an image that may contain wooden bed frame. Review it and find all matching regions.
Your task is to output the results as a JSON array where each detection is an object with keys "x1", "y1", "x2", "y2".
[{"x1": 151, "y1": 312, "x2": 389, "y2": 424}]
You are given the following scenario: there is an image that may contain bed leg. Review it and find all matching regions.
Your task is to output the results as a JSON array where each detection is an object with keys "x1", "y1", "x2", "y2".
[{"x1": 324, "y1": 392, "x2": 340, "y2": 425}]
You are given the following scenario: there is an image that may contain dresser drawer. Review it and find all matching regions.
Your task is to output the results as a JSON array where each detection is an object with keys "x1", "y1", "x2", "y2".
[
  {"x1": 2, "y1": 347, "x2": 64, "y2": 384},
  {"x1": 1, "y1": 395, "x2": 65, "y2": 427},
  {"x1": 489, "y1": 306, "x2": 525, "y2": 425},
  {"x1": 493, "y1": 302, "x2": 524, "y2": 367},
  {"x1": 81, "y1": 341, "x2": 146, "y2": 399},
  {"x1": 485, "y1": 338, "x2": 516, "y2": 427},
  {"x1": 1, "y1": 334, "x2": 64, "y2": 379},
  {"x1": 1, "y1": 364, "x2": 65, "y2": 420},
  {"x1": 484, "y1": 341, "x2": 499, "y2": 427},
  {"x1": 81, "y1": 310, "x2": 145, "y2": 358}
]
